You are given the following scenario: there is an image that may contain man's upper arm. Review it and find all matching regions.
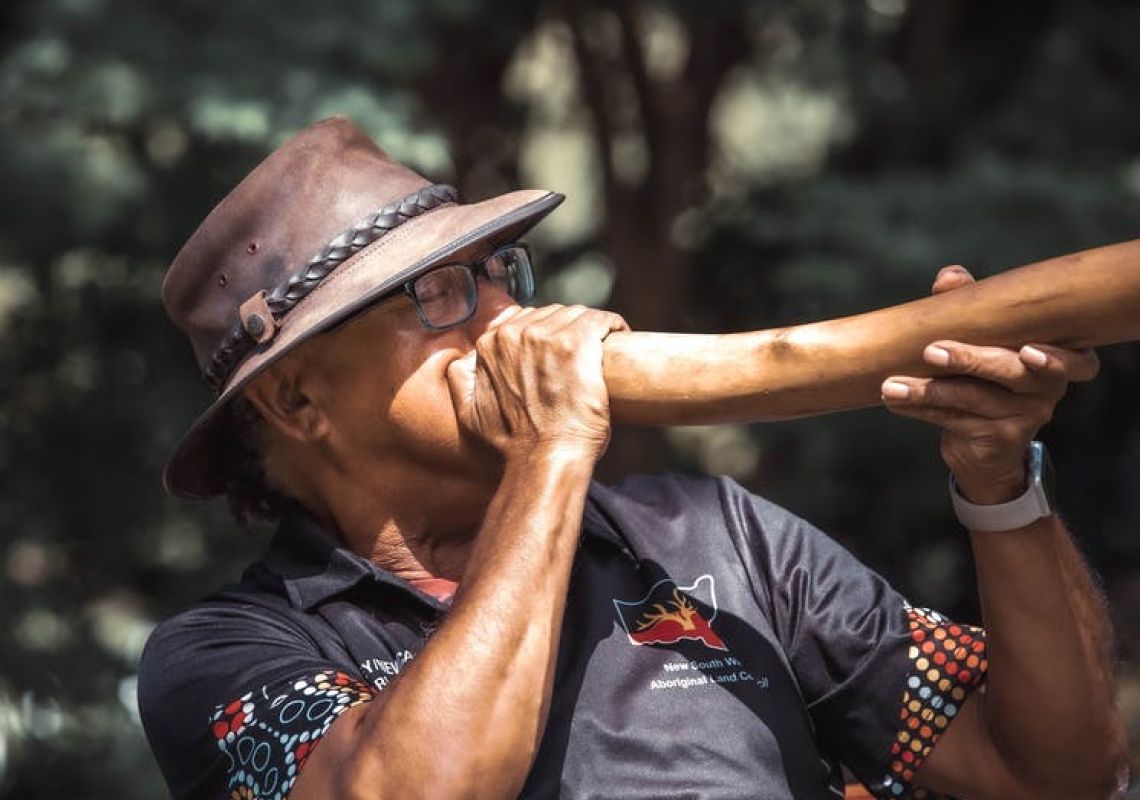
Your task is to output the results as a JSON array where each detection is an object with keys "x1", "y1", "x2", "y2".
[
  {"x1": 914, "y1": 688, "x2": 1056, "y2": 799},
  {"x1": 285, "y1": 700, "x2": 378, "y2": 799},
  {"x1": 138, "y1": 601, "x2": 378, "y2": 800}
]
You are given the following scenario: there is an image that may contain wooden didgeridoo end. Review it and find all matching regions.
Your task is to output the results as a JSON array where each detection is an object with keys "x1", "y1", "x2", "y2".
[{"x1": 603, "y1": 238, "x2": 1140, "y2": 426}]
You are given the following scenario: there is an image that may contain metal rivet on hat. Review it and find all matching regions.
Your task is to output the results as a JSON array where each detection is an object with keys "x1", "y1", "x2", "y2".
[
  {"x1": 238, "y1": 290, "x2": 277, "y2": 345},
  {"x1": 245, "y1": 314, "x2": 266, "y2": 339}
]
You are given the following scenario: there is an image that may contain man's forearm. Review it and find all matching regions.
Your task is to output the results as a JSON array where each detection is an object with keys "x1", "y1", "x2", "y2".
[
  {"x1": 970, "y1": 516, "x2": 1127, "y2": 796},
  {"x1": 337, "y1": 450, "x2": 594, "y2": 799}
]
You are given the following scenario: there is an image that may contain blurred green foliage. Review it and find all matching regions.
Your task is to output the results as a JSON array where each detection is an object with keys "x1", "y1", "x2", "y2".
[{"x1": 1, "y1": 0, "x2": 1139, "y2": 796}]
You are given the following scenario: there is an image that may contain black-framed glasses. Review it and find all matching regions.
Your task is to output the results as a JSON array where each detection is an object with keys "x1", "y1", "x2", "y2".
[{"x1": 402, "y1": 243, "x2": 536, "y2": 331}]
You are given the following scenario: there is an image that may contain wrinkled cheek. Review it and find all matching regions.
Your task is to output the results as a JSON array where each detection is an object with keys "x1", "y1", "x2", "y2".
[
  {"x1": 384, "y1": 370, "x2": 464, "y2": 456},
  {"x1": 365, "y1": 331, "x2": 484, "y2": 467}
]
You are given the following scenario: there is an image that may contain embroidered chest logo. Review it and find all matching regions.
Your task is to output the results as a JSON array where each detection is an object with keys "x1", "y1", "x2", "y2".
[{"x1": 613, "y1": 575, "x2": 727, "y2": 651}]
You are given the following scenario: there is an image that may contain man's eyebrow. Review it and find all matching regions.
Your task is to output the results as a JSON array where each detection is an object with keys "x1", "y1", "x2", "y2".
[{"x1": 325, "y1": 290, "x2": 411, "y2": 335}]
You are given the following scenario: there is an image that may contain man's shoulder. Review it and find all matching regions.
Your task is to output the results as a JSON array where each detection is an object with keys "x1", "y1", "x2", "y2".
[
  {"x1": 584, "y1": 471, "x2": 834, "y2": 572},
  {"x1": 588, "y1": 471, "x2": 794, "y2": 525},
  {"x1": 584, "y1": 472, "x2": 774, "y2": 558},
  {"x1": 140, "y1": 562, "x2": 303, "y2": 673},
  {"x1": 589, "y1": 470, "x2": 726, "y2": 509},
  {"x1": 153, "y1": 557, "x2": 285, "y2": 616}
]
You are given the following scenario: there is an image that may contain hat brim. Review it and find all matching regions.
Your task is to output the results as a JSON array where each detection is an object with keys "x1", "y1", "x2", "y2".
[{"x1": 163, "y1": 189, "x2": 564, "y2": 499}]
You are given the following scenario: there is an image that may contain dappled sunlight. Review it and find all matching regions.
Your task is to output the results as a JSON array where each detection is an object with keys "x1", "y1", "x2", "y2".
[
  {"x1": 3, "y1": 0, "x2": 1140, "y2": 794},
  {"x1": 710, "y1": 73, "x2": 853, "y2": 193}
]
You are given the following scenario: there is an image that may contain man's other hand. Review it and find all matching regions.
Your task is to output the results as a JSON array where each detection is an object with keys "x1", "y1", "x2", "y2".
[{"x1": 879, "y1": 265, "x2": 1100, "y2": 504}]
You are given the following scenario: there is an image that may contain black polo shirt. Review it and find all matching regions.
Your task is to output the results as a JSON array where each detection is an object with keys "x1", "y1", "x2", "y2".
[{"x1": 139, "y1": 474, "x2": 987, "y2": 799}]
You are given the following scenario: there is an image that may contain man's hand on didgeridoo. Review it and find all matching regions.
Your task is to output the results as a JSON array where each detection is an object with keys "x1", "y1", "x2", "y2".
[{"x1": 879, "y1": 265, "x2": 1099, "y2": 505}]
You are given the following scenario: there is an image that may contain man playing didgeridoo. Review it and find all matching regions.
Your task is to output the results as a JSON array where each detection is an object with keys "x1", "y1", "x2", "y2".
[{"x1": 139, "y1": 117, "x2": 1127, "y2": 800}]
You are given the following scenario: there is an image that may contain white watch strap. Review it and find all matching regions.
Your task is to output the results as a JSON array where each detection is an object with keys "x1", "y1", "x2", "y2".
[{"x1": 949, "y1": 475, "x2": 1052, "y2": 532}]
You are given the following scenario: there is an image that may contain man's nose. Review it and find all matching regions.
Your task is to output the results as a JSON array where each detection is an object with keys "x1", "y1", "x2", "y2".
[{"x1": 465, "y1": 277, "x2": 518, "y2": 336}]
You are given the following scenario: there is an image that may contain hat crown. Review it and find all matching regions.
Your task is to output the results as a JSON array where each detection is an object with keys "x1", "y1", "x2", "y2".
[{"x1": 162, "y1": 116, "x2": 431, "y2": 371}]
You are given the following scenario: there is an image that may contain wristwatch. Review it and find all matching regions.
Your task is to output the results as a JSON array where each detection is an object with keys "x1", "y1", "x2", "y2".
[{"x1": 949, "y1": 441, "x2": 1056, "y2": 532}]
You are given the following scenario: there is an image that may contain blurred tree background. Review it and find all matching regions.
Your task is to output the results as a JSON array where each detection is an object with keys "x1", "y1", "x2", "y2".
[{"x1": 2, "y1": 0, "x2": 1139, "y2": 795}]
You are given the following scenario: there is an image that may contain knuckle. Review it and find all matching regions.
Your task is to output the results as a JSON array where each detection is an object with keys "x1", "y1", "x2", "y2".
[
  {"x1": 495, "y1": 317, "x2": 523, "y2": 338},
  {"x1": 1033, "y1": 401, "x2": 1055, "y2": 427},
  {"x1": 475, "y1": 331, "x2": 496, "y2": 354},
  {"x1": 609, "y1": 311, "x2": 630, "y2": 329},
  {"x1": 1038, "y1": 360, "x2": 1068, "y2": 384},
  {"x1": 975, "y1": 349, "x2": 1012, "y2": 379},
  {"x1": 939, "y1": 438, "x2": 958, "y2": 462},
  {"x1": 1035, "y1": 378, "x2": 1067, "y2": 407},
  {"x1": 949, "y1": 347, "x2": 977, "y2": 373},
  {"x1": 550, "y1": 331, "x2": 577, "y2": 352},
  {"x1": 579, "y1": 308, "x2": 606, "y2": 327},
  {"x1": 920, "y1": 381, "x2": 941, "y2": 406},
  {"x1": 997, "y1": 420, "x2": 1026, "y2": 446},
  {"x1": 1012, "y1": 376, "x2": 1043, "y2": 397},
  {"x1": 539, "y1": 304, "x2": 565, "y2": 322},
  {"x1": 956, "y1": 383, "x2": 984, "y2": 408},
  {"x1": 1081, "y1": 351, "x2": 1101, "y2": 379},
  {"x1": 940, "y1": 440, "x2": 969, "y2": 470},
  {"x1": 983, "y1": 347, "x2": 1017, "y2": 375},
  {"x1": 926, "y1": 380, "x2": 960, "y2": 409}
]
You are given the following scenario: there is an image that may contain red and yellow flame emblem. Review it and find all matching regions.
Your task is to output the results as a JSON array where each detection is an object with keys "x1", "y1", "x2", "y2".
[
  {"x1": 631, "y1": 587, "x2": 726, "y2": 650},
  {"x1": 615, "y1": 576, "x2": 727, "y2": 651}
]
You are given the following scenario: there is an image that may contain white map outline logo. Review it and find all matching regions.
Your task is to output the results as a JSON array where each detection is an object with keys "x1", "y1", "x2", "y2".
[{"x1": 612, "y1": 574, "x2": 727, "y2": 651}]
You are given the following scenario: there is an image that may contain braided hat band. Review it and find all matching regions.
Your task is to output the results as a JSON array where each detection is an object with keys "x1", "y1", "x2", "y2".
[{"x1": 202, "y1": 183, "x2": 458, "y2": 393}]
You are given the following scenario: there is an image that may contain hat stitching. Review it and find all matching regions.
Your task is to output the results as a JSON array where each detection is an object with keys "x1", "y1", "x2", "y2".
[
  {"x1": 202, "y1": 183, "x2": 458, "y2": 393},
  {"x1": 281, "y1": 200, "x2": 453, "y2": 322},
  {"x1": 266, "y1": 185, "x2": 458, "y2": 316}
]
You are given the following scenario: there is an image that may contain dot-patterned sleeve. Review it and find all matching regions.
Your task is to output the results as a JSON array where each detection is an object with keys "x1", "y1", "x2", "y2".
[{"x1": 872, "y1": 605, "x2": 988, "y2": 799}]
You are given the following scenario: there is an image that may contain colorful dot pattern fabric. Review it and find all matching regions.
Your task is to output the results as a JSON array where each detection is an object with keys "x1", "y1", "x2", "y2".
[
  {"x1": 872, "y1": 604, "x2": 988, "y2": 799},
  {"x1": 210, "y1": 670, "x2": 375, "y2": 800}
]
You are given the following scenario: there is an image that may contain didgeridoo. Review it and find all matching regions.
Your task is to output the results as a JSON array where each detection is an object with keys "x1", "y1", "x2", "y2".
[{"x1": 603, "y1": 239, "x2": 1140, "y2": 425}]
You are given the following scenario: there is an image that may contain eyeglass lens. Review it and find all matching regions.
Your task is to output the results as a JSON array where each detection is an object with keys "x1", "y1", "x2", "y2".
[{"x1": 410, "y1": 245, "x2": 534, "y2": 329}]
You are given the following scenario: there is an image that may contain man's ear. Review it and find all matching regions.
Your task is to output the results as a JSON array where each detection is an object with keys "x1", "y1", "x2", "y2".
[{"x1": 242, "y1": 357, "x2": 330, "y2": 443}]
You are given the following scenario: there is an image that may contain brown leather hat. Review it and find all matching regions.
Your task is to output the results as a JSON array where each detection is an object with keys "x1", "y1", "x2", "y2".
[{"x1": 162, "y1": 116, "x2": 563, "y2": 498}]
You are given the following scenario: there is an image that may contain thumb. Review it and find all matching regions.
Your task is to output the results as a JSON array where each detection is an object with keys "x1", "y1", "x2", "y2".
[
  {"x1": 446, "y1": 350, "x2": 479, "y2": 431},
  {"x1": 931, "y1": 264, "x2": 975, "y2": 295}
]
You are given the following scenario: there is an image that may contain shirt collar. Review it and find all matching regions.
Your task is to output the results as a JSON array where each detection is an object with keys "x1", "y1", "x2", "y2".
[
  {"x1": 260, "y1": 505, "x2": 446, "y2": 613},
  {"x1": 260, "y1": 483, "x2": 633, "y2": 612},
  {"x1": 582, "y1": 483, "x2": 635, "y2": 556}
]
